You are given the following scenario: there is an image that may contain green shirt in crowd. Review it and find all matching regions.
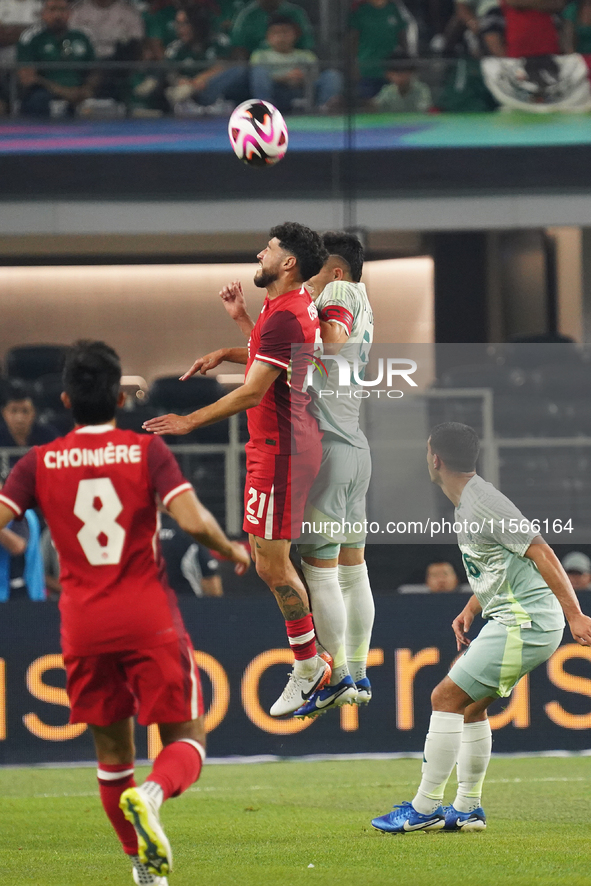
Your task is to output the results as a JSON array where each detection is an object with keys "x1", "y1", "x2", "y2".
[
  {"x1": 563, "y1": 2, "x2": 591, "y2": 53},
  {"x1": 374, "y1": 78, "x2": 432, "y2": 112},
  {"x1": 349, "y1": 1, "x2": 409, "y2": 79},
  {"x1": 231, "y1": 0, "x2": 314, "y2": 54},
  {"x1": 250, "y1": 46, "x2": 317, "y2": 79},
  {"x1": 165, "y1": 38, "x2": 219, "y2": 74},
  {"x1": 17, "y1": 25, "x2": 95, "y2": 88},
  {"x1": 144, "y1": 3, "x2": 177, "y2": 47}
]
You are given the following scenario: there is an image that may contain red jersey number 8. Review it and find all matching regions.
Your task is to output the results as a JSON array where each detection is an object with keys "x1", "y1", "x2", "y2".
[{"x1": 73, "y1": 478, "x2": 126, "y2": 566}]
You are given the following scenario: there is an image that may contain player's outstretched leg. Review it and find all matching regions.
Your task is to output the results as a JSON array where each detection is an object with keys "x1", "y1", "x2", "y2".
[
  {"x1": 294, "y1": 557, "x2": 357, "y2": 718},
  {"x1": 121, "y1": 728, "x2": 205, "y2": 876},
  {"x1": 252, "y1": 537, "x2": 331, "y2": 716},
  {"x1": 339, "y1": 555, "x2": 375, "y2": 705},
  {"x1": 372, "y1": 678, "x2": 476, "y2": 834}
]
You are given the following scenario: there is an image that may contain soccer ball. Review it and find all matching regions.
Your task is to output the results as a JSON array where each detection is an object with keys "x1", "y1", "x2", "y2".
[{"x1": 228, "y1": 100, "x2": 288, "y2": 167}]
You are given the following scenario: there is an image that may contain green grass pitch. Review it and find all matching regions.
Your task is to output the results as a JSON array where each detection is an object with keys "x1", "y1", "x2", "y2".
[{"x1": 4, "y1": 756, "x2": 591, "y2": 886}]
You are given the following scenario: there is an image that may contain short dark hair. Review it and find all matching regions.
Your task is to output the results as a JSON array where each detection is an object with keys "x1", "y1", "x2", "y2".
[
  {"x1": 429, "y1": 422, "x2": 480, "y2": 473},
  {"x1": 270, "y1": 222, "x2": 327, "y2": 283},
  {"x1": 267, "y1": 14, "x2": 299, "y2": 30},
  {"x1": 2, "y1": 378, "x2": 33, "y2": 407},
  {"x1": 63, "y1": 340, "x2": 121, "y2": 425},
  {"x1": 322, "y1": 231, "x2": 364, "y2": 282}
]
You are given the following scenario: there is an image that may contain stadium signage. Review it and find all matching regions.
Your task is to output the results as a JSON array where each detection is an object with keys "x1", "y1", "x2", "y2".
[{"x1": 3, "y1": 597, "x2": 591, "y2": 764}]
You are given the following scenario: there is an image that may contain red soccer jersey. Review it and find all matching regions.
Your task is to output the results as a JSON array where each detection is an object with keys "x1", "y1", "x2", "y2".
[
  {"x1": 0, "y1": 425, "x2": 193, "y2": 657},
  {"x1": 246, "y1": 286, "x2": 322, "y2": 455}
]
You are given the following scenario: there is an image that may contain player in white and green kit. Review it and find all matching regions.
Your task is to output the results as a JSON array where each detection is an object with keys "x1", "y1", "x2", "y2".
[
  {"x1": 372, "y1": 421, "x2": 591, "y2": 835},
  {"x1": 295, "y1": 232, "x2": 376, "y2": 718}
]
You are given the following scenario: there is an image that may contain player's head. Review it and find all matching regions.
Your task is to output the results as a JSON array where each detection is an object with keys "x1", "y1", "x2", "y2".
[
  {"x1": 62, "y1": 340, "x2": 122, "y2": 425},
  {"x1": 306, "y1": 230, "x2": 364, "y2": 298},
  {"x1": 427, "y1": 422, "x2": 479, "y2": 483},
  {"x1": 426, "y1": 561, "x2": 459, "y2": 592},
  {"x1": 1, "y1": 379, "x2": 36, "y2": 441},
  {"x1": 255, "y1": 222, "x2": 327, "y2": 289}
]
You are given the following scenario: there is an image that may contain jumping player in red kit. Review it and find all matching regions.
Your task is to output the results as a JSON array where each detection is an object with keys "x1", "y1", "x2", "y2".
[
  {"x1": 143, "y1": 222, "x2": 330, "y2": 717},
  {"x1": 0, "y1": 340, "x2": 250, "y2": 886}
]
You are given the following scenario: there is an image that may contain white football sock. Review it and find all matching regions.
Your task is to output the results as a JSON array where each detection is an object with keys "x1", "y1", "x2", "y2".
[
  {"x1": 412, "y1": 711, "x2": 464, "y2": 815},
  {"x1": 141, "y1": 780, "x2": 164, "y2": 810},
  {"x1": 338, "y1": 562, "x2": 374, "y2": 683},
  {"x1": 453, "y1": 719, "x2": 492, "y2": 813},
  {"x1": 301, "y1": 561, "x2": 349, "y2": 685}
]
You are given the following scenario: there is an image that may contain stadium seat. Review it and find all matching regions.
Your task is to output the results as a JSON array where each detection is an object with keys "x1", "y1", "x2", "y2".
[
  {"x1": 116, "y1": 405, "x2": 158, "y2": 433},
  {"x1": 33, "y1": 373, "x2": 74, "y2": 435},
  {"x1": 148, "y1": 375, "x2": 228, "y2": 444},
  {"x1": 5, "y1": 345, "x2": 67, "y2": 380}
]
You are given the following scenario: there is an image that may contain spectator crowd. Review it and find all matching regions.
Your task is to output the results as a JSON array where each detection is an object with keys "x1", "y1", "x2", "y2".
[{"x1": 0, "y1": 0, "x2": 589, "y2": 116}]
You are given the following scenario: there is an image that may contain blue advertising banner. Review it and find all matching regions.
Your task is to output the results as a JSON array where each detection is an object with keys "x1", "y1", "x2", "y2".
[{"x1": 2, "y1": 595, "x2": 591, "y2": 766}]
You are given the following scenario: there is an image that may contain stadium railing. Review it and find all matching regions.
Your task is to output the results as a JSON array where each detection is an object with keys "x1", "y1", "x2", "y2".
[{"x1": 0, "y1": 57, "x2": 462, "y2": 118}]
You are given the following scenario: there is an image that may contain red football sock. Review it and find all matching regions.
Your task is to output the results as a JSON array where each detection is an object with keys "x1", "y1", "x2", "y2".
[
  {"x1": 97, "y1": 762, "x2": 138, "y2": 856},
  {"x1": 286, "y1": 614, "x2": 317, "y2": 661},
  {"x1": 146, "y1": 739, "x2": 205, "y2": 801}
]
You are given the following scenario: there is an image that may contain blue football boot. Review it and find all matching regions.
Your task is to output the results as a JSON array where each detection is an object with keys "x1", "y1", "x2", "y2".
[
  {"x1": 293, "y1": 675, "x2": 358, "y2": 718},
  {"x1": 371, "y1": 802, "x2": 445, "y2": 834},
  {"x1": 354, "y1": 677, "x2": 372, "y2": 705},
  {"x1": 442, "y1": 804, "x2": 486, "y2": 832}
]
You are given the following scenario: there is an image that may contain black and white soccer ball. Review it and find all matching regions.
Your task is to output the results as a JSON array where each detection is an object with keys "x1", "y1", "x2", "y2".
[{"x1": 228, "y1": 99, "x2": 288, "y2": 167}]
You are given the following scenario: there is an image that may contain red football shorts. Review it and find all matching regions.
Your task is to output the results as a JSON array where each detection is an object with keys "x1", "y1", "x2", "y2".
[
  {"x1": 243, "y1": 440, "x2": 323, "y2": 540},
  {"x1": 63, "y1": 633, "x2": 204, "y2": 727}
]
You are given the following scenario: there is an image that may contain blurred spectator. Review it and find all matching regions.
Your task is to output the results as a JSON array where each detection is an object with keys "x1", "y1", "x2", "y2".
[
  {"x1": 126, "y1": 37, "x2": 166, "y2": 114},
  {"x1": 426, "y1": 561, "x2": 460, "y2": 592},
  {"x1": 40, "y1": 524, "x2": 61, "y2": 600},
  {"x1": 17, "y1": 0, "x2": 98, "y2": 116},
  {"x1": 563, "y1": 0, "x2": 591, "y2": 52},
  {"x1": 435, "y1": 56, "x2": 497, "y2": 110},
  {"x1": 562, "y1": 551, "x2": 591, "y2": 592},
  {"x1": 0, "y1": 481, "x2": 45, "y2": 601},
  {"x1": 230, "y1": 0, "x2": 314, "y2": 60},
  {"x1": 213, "y1": 0, "x2": 248, "y2": 35},
  {"x1": 370, "y1": 51, "x2": 431, "y2": 110},
  {"x1": 69, "y1": 0, "x2": 144, "y2": 60},
  {"x1": 349, "y1": 0, "x2": 417, "y2": 99},
  {"x1": 159, "y1": 510, "x2": 223, "y2": 596},
  {"x1": 441, "y1": 0, "x2": 500, "y2": 56},
  {"x1": 250, "y1": 15, "x2": 342, "y2": 113},
  {"x1": 0, "y1": 380, "x2": 58, "y2": 447},
  {"x1": 143, "y1": 0, "x2": 177, "y2": 55},
  {"x1": 399, "y1": 561, "x2": 470, "y2": 593},
  {"x1": 0, "y1": 0, "x2": 42, "y2": 62},
  {"x1": 481, "y1": 0, "x2": 565, "y2": 58},
  {"x1": 165, "y1": 7, "x2": 247, "y2": 113}
]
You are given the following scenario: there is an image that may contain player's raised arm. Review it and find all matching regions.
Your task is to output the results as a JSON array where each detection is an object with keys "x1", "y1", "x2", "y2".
[
  {"x1": 167, "y1": 489, "x2": 250, "y2": 575},
  {"x1": 144, "y1": 359, "x2": 281, "y2": 436},
  {"x1": 180, "y1": 347, "x2": 248, "y2": 381},
  {"x1": 220, "y1": 281, "x2": 255, "y2": 338},
  {"x1": 525, "y1": 537, "x2": 591, "y2": 645}
]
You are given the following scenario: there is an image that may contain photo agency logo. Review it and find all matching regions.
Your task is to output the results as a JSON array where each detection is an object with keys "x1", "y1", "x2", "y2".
[{"x1": 304, "y1": 353, "x2": 418, "y2": 398}]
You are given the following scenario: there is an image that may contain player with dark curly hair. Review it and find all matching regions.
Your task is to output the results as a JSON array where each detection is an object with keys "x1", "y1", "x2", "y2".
[{"x1": 144, "y1": 222, "x2": 331, "y2": 717}]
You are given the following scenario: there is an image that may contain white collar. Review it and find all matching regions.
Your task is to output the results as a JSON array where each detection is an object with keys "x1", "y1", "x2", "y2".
[{"x1": 74, "y1": 423, "x2": 116, "y2": 434}]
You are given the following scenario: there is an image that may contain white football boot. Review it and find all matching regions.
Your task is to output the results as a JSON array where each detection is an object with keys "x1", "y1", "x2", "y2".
[{"x1": 270, "y1": 655, "x2": 331, "y2": 717}]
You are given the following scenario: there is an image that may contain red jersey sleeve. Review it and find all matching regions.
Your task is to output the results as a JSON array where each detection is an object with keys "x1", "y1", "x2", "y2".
[
  {"x1": 255, "y1": 310, "x2": 305, "y2": 371},
  {"x1": 147, "y1": 436, "x2": 193, "y2": 507},
  {"x1": 0, "y1": 447, "x2": 38, "y2": 517}
]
